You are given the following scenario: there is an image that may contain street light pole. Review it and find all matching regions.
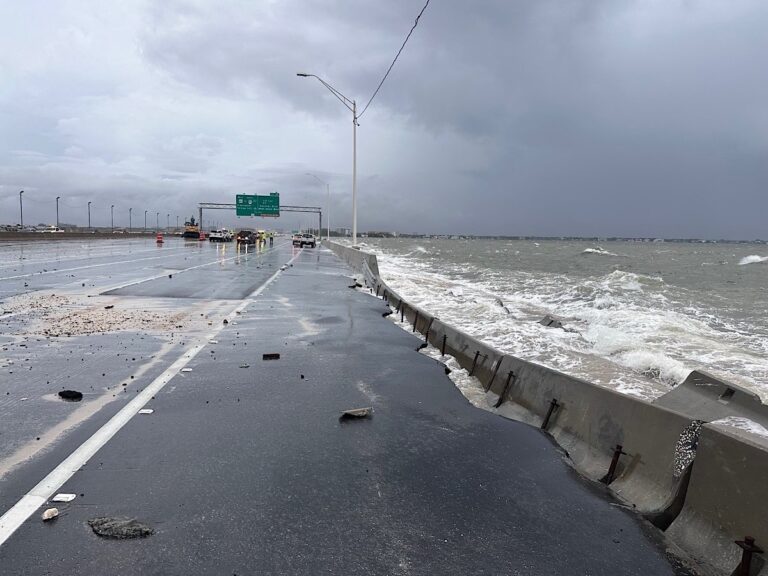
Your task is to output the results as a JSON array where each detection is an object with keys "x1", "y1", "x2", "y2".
[
  {"x1": 144, "y1": 210, "x2": 147, "y2": 232},
  {"x1": 306, "y1": 173, "x2": 331, "y2": 242},
  {"x1": 166, "y1": 213, "x2": 170, "y2": 231},
  {"x1": 176, "y1": 215, "x2": 179, "y2": 229},
  {"x1": 129, "y1": 207, "x2": 132, "y2": 232},
  {"x1": 19, "y1": 190, "x2": 23, "y2": 228},
  {"x1": 111, "y1": 204, "x2": 115, "y2": 232},
  {"x1": 87, "y1": 201, "x2": 91, "y2": 230},
  {"x1": 156, "y1": 212, "x2": 159, "y2": 231},
  {"x1": 297, "y1": 73, "x2": 359, "y2": 245},
  {"x1": 56, "y1": 196, "x2": 60, "y2": 228}
]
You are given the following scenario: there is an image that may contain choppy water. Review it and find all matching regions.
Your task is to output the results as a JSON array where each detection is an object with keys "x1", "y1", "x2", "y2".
[{"x1": 360, "y1": 239, "x2": 768, "y2": 401}]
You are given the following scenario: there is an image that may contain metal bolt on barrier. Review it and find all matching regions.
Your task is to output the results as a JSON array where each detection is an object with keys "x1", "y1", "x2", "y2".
[
  {"x1": 469, "y1": 351, "x2": 481, "y2": 376},
  {"x1": 736, "y1": 536, "x2": 764, "y2": 576},
  {"x1": 541, "y1": 398, "x2": 560, "y2": 430},
  {"x1": 601, "y1": 444, "x2": 628, "y2": 485},
  {"x1": 424, "y1": 318, "x2": 434, "y2": 343},
  {"x1": 484, "y1": 358, "x2": 502, "y2": 392},
  {"x1": 494, "y1": 371, "x2": 516, "y2": 408}
]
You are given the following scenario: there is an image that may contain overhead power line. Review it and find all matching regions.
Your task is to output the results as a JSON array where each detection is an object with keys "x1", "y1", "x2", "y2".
[{"x1": 358, "y1": 0, "x2": 431, "y2": 119}]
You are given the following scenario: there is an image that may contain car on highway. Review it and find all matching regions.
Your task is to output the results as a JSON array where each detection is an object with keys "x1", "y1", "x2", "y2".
[
  {"x1": 292, "y1": 233, "x2": 317, "y2": 248},
  {"x1": 209, "y1": 228, "x2": 233, "y2": 242},
  {"x1": 236, "y1": 230, "x2": 256, "y2": 244}
]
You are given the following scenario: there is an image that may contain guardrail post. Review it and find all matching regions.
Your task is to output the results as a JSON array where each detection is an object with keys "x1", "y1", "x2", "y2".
[
  {"x1": 736, "y1": 536, "x2": 764, "y2": 576},
  {"x1": 541, "y1": 398, "x2": 560, "y2": 430},
  {"x1": 441, "y1": 334, "x2": 447, "y2": 357},
  {"x1": 413, "y1": 311, "x2": 419, "y2": 332}
]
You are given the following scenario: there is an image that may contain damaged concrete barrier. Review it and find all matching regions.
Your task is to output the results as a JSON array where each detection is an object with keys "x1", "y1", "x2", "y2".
[{"x1": 665, "y1": 423, "x2": 768, "y2": 575}]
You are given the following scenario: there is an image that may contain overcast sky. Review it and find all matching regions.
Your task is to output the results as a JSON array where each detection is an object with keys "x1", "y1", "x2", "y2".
[{"x1": 1, "y1": 0, "x2": 767, "y2": 238}]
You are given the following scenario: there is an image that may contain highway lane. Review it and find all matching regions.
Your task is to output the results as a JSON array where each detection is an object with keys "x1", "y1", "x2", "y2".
[
  {"x1": 0, "y1": 237, "x2": 297, "y2": 494},
  {"x1": 0, "y1": 241, "x2": 696, "y2": 575}
]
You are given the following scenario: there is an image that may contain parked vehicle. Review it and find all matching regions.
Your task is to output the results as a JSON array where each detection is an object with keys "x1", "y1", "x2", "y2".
[
  {"x1": 292, "y1": 233, "x2": 317, "y2": 248},
  {"x1": 209, "y1": 228, "x2": 233, "y2": 242},
  {"x1": 236, "y1": 230, "x2": 256, "y2": 244}
]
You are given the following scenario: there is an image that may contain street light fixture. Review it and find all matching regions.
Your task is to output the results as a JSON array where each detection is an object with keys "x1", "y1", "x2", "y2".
[
  {"x1": 19, "y1": 190, "x2": 24, "y2": 228},
  {"x1": 56, "y1": 196, "x2": 60, "y2": 228},
  {"x1": 87, "y1": 201, "x2": 92, "y2": 230},
  {"x1": 306, "y1": 173, "x2": 330, "y2": 243},
  {"x1": 297, "y1": 73, "x2": 358, "y2": 245}
]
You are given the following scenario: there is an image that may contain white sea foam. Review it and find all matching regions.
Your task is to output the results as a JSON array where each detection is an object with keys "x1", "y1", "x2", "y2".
[
  {"x1": 358, "y1": 239, "x2": 768, "y2": 402},
  {"x1": 710, "y1": 417, "x2": 768, "y2": 439},
  {"x1": 582, "y1": 247, "x2": 618, "y2": 257},
  {"x1": 738, "y1": 255, "x2": 768, "y2": 266}
]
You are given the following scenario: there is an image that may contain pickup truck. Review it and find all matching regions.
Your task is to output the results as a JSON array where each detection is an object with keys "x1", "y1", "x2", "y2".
[
  {"x1": 292, "y1": 233, "x2": 317, "y2": 248},
  {"x1": 209, "y1": 229, "x2": 233, "y2": 242}
]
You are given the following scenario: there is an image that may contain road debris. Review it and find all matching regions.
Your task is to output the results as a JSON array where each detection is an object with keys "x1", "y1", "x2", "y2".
[
  {"x1": 87, "y1": 517, "x2": 154, "y2": 539},
  {"x1": 42, "y1": 508, "x2": 59, "y2": 522},
  {"x1": 239, "y1": 364, "x2": 250, "y2": 368},
  {"x1": 340, "y1": 407, "x2": 372, "y2": 420},
  {"x1": 181, "y1": 368, "x2": 193, "y2": 373},
  {"x1": 263, "y1": 353, "x2": 280, "y2": 361},
  {"x1": 52, "y1": 494, "x2": 77, "y2": 503},
  {"x1": 58, "y1": 390, "x2": 83, "y2": 402},
  {"x1": 138, "y1": 408, "x2": 154, "y2": 415},
  {"x1": 104, "y1": 305, "x2": 114, "y2": 310}
]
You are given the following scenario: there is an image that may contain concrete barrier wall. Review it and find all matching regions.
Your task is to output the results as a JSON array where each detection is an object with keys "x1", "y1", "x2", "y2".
[
  {"x1": 328, "y1": 241, "x2": 768, "y2": 574},
  {"x1": 666, "y1": 424, "x2": 768, "y2": 575}
]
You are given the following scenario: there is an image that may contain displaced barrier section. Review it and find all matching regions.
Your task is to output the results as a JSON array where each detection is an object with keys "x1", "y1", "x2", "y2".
[
  {"x1": 666, "y1": 423, "x2": 768, "y2": 575},
  {"x1": 328, "y1": 241, "x2": 768, "y2": 575}
]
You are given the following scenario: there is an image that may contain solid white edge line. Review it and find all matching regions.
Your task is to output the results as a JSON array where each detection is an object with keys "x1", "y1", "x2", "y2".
[{"x1": 0, "y1": 248, "x2": 303, "y2": 547}]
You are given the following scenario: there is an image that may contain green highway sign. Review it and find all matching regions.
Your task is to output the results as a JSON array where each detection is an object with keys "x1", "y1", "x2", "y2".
[{"x1": 236, "y1": 192, "x2": 280, "y2": 217}]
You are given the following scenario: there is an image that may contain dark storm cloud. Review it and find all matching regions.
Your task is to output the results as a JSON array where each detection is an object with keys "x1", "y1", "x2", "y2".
[{"x1": 1, "y1": 1, "x2": 767, "y2": 238}]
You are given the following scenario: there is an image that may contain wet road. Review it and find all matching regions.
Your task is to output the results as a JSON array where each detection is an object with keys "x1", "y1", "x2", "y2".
[{"x1": 0, "y1": 237, "x2": 694, "y2": 574}]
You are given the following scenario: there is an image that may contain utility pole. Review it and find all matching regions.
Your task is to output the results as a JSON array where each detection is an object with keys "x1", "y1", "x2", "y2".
[
  {"x1": 19, "y1": 190, "x2": 23, "y2": 228},
  {"x1": 87, "y1": 201, "x2": 91, "y2": 230},
  {"x1": 129, "y1": 207, "x2": 132, "y2": 232},
  {"x1": 144, "y1": 210, "x2": 148, "y2": 231},
  {"x1": 56, "y1": 196, "x2": 60, "y2": 228}
]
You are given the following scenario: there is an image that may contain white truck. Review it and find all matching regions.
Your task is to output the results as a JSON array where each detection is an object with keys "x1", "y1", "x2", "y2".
[{"x1": 208, "y1": 229, "x2": 233, "y2": 242}]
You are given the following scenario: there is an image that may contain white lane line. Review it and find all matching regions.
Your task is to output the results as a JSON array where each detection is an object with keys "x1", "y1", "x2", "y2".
[
  {"x1": 99, "y1": 241, "x2": 290, "y2": 293},
  {"x1": 0, "y1": 248, "x2": 303, "y2": 547}
]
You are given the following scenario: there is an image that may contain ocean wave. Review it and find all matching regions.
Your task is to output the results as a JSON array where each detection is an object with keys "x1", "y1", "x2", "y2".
[
  {"x1": 582, "y1": 247, "x2": 618, "y2": 257},
  {"x1": 711, "y1": 416, "x2": 768, "y2": 438},
  {"x1": 738, "y1": 255, "x2": 768, "y2": 266}
]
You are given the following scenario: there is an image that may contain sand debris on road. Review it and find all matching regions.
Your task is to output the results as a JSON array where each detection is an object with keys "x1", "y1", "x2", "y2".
[{"x1": 1, "y1": 292, "x2": 189, "y2": 337}]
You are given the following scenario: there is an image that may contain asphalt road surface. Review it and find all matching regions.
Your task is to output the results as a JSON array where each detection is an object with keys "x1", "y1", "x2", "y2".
[{"x1": 0, "y1": 237, "x2": 695, "y2": 575}]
